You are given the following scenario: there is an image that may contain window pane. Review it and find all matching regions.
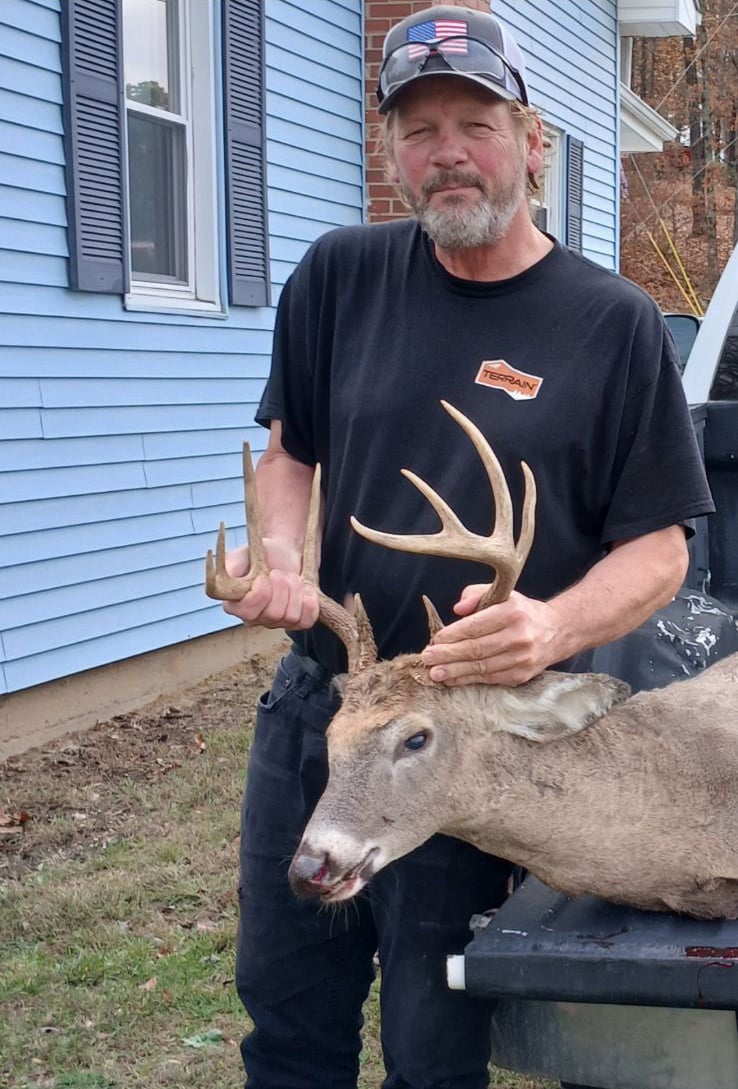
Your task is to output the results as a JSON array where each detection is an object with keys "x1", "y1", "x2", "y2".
[
  {"x1": 128, "y1": 112, "x2": 187, "y2": 280},
  {"x1": 123, "y1": 0, "x2": 179, "y2": 112}
]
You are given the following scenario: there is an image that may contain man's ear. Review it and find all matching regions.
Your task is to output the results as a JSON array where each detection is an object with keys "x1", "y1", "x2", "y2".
[
  {"x1": 386, "y1": 158, "x2": 399, "y2": 184},
  {"x1": 526, "y1": 115, "x2": 545, "y2": 177}
]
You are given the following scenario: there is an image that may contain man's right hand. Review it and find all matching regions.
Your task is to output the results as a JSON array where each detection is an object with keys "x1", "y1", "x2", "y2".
[{"x1": 222, "y1": 539, "x2": 320, "y2": 630}]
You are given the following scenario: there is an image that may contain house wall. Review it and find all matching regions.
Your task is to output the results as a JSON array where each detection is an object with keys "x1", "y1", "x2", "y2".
[
  {"x1": 365, "y1": 0, "x2": 620, "y2": 269},
  {"x1": 0, "y1": 0, "x2": 364, "y2": 697},
  {"x1": 495, "y1": 0, "x2": 619, "y2": 269}
]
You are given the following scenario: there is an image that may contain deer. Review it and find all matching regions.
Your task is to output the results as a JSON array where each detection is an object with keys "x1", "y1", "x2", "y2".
[{"x1": 206, "y1": 402, "x2": 738, "y2": 921}]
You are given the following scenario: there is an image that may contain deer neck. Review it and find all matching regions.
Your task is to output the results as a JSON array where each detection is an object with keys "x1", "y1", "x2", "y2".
[{"x1": 435, "y1": 686, "x2": 616, "y2": 871}]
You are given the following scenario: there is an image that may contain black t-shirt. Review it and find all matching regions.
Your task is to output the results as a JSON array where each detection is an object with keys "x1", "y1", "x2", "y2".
[{"x1": 257, "y1": 220, "x2": 714, "y2": 675}]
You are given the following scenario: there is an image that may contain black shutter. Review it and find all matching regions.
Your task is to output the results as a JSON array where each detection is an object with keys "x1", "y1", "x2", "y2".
[
  {"x1": 223, "y1": 0, "x2": 270, "y2": 307},
  {"x1": 61, "y1": 0, "x2": 129, "y2": 294},
  {"x1": 565, "y1": 135, "x2": 584, "y2": 254}
]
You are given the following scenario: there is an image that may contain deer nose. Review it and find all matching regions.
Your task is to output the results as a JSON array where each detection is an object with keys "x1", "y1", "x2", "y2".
[{"x1": 288, "y1": 846, "x2": 331, "y2": 898}]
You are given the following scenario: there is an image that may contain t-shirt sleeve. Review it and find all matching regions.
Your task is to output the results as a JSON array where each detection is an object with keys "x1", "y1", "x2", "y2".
[
  {"x1": 601, "y1": 309, "x2": 715, "y2": 543},
  {"x1": 254, "y1": 262, "x2": 317, "y2": 466}
]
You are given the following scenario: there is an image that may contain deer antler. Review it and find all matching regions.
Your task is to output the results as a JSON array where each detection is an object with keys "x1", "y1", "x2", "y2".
[
  {"x1": 350, "y1": 401, "x2": 536, "y2": 611},
  {"x1": 205, "y1": 444, "x2": 377, "y2": 674}
]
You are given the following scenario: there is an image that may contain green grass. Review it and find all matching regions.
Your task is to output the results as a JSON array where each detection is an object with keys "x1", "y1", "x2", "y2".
[{"x1": 0, "y1": 661, "x2": 551, "y2": 1089}]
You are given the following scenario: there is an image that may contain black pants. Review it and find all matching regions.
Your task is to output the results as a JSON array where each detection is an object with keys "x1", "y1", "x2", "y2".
[
  {"x1": 236, "y1": 651, "x2": 602, "y2": 1089},
  {"x1": 236, "y1": 650, "x2": 516, "y2": 1089}
]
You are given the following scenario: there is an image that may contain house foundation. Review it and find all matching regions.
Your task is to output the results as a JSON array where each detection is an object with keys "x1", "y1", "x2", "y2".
[{"x1": 0, "y1": 626, "x2": 285, "y2": 760}]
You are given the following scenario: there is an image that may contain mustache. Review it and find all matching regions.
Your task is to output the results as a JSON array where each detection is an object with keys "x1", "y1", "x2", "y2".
[{"x1": 421, "y1": 171, "x2": 487, "y2": 199}]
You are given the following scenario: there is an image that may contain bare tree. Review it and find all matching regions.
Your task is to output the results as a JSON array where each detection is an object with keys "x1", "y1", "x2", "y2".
[{"x1": 621, "y1": 0, "x2": 738, "y2": 307}]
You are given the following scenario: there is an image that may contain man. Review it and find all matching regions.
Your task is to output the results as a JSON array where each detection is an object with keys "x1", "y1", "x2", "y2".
[{"x1": 222, "y1": 7, "x2": 713, "y2": 1088}]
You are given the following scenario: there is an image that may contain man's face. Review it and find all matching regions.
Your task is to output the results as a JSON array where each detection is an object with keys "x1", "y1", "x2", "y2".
[{"x1": 387, "y1": 77, "x2": 539, "y2": 251}]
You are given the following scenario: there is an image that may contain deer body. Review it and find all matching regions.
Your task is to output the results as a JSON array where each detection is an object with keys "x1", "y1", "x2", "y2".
[
  {"x1": 206, "y1": 401, "x2": 736, "y2": 920},
  {"x1": 290, "y1": 650, "x2": 738, "y2": 919}
]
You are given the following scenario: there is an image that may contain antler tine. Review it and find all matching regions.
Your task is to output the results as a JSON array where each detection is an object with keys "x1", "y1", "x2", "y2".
[
  {"x1": 477, "y1": 456, "x2": 536, "y2": 608},
  {"x1": 243, "y1": 441, "x2": 266, "y2": 572},
  {"x1": 298, "y1": 462, "x2": 378, "y2": 673},
  {"x1": 441, "y1": 400, "x2": 513, "y2": 540},
  {"x1": 205, "y1": 444, "x2": 378, "y2": 675},
  {"x1": 300, "y1": 461, "x2": 322, "y2": 586},
  {"x1": 349, "y1": 467, "x2": 473, "y2": 559},
  {"x1": 350, "y1": 401, "x2": 537, "y2": 610},
  {"x1": 353, "y1": 594, "x2": 379, "y2": 671},
  {"x1": 205, "y1": 442, "x2": 269, "y2": 601},
  {"x1": 442, "y1": 400, "x2": 536, "y2": 607},
  {"x1": 422, "y1": 595, "x2": 444, "y2": 639}
]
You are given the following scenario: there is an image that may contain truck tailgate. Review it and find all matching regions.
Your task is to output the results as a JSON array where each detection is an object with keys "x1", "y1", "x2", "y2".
[{"x1": 463, "y1": 876, "x2": 738, "y2": 1010}]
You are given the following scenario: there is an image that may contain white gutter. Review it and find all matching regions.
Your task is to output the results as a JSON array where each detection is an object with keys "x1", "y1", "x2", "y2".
[{"x1": 620, "y1": 84, "x2": 678, "y2": 154}]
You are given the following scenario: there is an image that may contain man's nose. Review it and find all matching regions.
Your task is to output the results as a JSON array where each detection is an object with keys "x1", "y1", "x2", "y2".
[{"x1": 430, "y1": 129, "x2": 469, "y2": 168}]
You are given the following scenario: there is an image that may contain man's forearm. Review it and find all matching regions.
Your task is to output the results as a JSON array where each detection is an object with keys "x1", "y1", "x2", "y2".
[
  {"x1": 255, "y1": 447, "x2": 318, "y2": 566},
  {"x1": 547, "y1": 525, "x2": 689, "y2": 663}
]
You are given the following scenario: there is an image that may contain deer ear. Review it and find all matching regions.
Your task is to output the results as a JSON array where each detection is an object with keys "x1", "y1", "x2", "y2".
[{"x1": 497, "y1": 672, "x2": 630, "y2": 743}]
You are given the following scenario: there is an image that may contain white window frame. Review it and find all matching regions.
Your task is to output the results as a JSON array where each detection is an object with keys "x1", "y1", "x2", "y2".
[
  {"x1": 123, "y1": 0, "x2": 223, "y2": 316},
  {"x1": 531, "y1": 123, "x2": 564, "y2": 241}
]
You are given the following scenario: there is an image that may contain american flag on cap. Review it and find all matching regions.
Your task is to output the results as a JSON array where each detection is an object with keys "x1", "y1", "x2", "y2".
[{"x1": 407, "y1": 18, "x2": 469, "y2": 59}]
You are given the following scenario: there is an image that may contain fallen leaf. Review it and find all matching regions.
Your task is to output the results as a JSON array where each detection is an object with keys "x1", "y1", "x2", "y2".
[
  {"x1": 155, "y1": 758, "x2": 182, "y2": 773},
  {"x1": 182, "y1": 1028, "x2": 224, "y2": 1048},
  {"x1": 139, "y1": 976, "x2": 158, "y2": 992},
  {"x1": 194, "y1": 733, "x2": 207, "y2": 753}
]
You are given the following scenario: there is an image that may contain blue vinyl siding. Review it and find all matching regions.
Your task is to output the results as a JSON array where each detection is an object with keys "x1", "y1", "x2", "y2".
[
  {"x1": 1, "y1": 0, "x2": 621, "y2": 699},
  {"x1": 0, "y1": 0, "x2": 363, "y2": 695},
  {"x1": 495, "y1": 0, "x2": 619, "y2": 269}
]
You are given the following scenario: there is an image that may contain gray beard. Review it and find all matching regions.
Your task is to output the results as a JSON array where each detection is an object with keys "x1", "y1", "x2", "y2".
[{"x1": 400, "y1": 169, "x2": 528, "y2": 251}]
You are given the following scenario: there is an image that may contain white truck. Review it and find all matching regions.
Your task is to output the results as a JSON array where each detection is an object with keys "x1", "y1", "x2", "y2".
[{"x1": 454, "y1": 248, "x2": 738, "y2": 1089}]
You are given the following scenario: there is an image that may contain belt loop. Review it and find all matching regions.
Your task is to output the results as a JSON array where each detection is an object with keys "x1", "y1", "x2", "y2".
[{"x1": 289, "y1": 647, "x2": 336, "y2": 690}]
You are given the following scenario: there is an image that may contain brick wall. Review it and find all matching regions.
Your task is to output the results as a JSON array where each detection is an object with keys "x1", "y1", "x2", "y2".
[{"x1": 365, "y1": 1, "x2": 491, "y2": 222}]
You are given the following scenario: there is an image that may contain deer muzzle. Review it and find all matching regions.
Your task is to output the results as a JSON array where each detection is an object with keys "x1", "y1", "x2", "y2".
[{"x1": 288, "y1": 841, "x2": 381, "y2": 902}]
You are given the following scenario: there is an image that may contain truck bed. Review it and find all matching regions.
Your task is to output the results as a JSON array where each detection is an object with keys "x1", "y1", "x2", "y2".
[{"x1": 463, "y1": 876, "x2": 738, "y2": 1010}]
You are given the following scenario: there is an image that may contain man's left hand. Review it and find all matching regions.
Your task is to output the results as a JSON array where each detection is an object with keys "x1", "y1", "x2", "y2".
[{"x1": 420, "y1": 587, "x2": 561, "y2": 686}]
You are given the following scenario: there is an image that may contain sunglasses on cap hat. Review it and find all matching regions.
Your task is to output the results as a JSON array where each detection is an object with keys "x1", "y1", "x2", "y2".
[{"x1": 377, "y1": 35, "x2": 528, "y2": 112}]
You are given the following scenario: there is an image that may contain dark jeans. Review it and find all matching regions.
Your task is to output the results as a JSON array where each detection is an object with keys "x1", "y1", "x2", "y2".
[{"x1": 236, "y1": 650, "x2": 514, "y2": 1089}]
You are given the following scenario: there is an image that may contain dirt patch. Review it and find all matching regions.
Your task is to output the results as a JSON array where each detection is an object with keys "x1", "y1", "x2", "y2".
[{"x1": 0, "y1": 653, "x2": 279, "y2": 883}]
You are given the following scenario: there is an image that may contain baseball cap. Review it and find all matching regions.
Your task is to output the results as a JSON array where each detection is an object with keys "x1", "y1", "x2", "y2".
[{"x1": 376, "y1": 5, "x2": 529, "y2": 114}]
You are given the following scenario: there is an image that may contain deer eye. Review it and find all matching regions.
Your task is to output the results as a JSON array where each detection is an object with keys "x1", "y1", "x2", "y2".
[{"x1": 404, "y1": 732, "x2": 428, "y2": 751}]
